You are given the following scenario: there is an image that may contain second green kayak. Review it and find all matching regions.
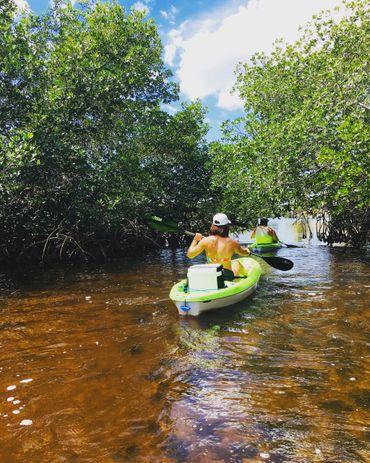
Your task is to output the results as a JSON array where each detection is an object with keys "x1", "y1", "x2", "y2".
[{"x1": 248, "y1": 242, "x2": 282, "y2": 252}]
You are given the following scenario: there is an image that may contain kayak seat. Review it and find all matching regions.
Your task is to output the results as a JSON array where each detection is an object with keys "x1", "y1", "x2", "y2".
[{"x1": 223, "y1": 268, "x2": 235, "y2": 281}]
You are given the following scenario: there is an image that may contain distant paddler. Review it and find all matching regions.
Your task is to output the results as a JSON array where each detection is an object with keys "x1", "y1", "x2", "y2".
[{"x1": 250, "y1": 218, "x2": 279, "y2": 245}]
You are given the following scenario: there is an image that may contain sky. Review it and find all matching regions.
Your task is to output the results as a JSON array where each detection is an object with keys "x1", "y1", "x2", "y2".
[{"x1": 15, "y1": 0, "x2": 346, "y2": 139}]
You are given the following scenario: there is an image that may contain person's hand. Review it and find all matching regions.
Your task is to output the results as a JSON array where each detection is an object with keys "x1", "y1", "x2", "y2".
[
  {"x1": 194, "y1": 233, "x2": 203, "y2": 243},
  {"x1": 243, "y1": 246, "x2": 251, "y2": 255}
]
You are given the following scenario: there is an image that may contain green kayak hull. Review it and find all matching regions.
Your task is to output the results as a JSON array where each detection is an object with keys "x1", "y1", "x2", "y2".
[
  {"x1": 248, "y1": 242, "x2": 281, "y2": 252},
  {"x1": 169, "y1": 257, "x2": 262, "y2": 316}
]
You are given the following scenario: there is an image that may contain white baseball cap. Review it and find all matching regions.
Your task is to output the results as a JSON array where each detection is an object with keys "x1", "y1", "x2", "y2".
[{"x1": 212, "y1": 213, "x2": 231, "y2": 226}]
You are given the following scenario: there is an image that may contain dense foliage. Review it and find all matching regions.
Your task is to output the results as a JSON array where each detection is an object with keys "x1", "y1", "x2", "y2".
[
  {"x1": 0, "y1": 0, "x2": 211, "y2": 263},
  {"x1": 211, "y1": 0, "x2": 369, "y2": 246},
  {"x1": 2, "y1": 0, "x2": 368, "y2": 264}
]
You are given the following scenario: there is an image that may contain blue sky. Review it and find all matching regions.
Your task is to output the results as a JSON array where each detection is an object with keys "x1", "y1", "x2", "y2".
[{"x1": 16, "y1": 0, "x2": 345, "y2": 140}]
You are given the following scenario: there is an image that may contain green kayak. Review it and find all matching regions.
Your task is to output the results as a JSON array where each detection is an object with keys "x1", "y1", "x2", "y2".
[
  {"x1": 248, "y1": 242, "x2": 281, "y2": 252},
  {"x1": 169, "y1": 257, "x2": 262, "y2": 316}
]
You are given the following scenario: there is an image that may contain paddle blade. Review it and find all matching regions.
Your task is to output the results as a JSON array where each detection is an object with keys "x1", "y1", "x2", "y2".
[
  {"x1": 257, "y1": 255, "x2": 294, "y2": 271},
  {"x1": 281, "y1": 242, "x2": 303, "y2": 248},
  {"x1": 146, "y1": 216, "x2": 180, "y2": 233}
]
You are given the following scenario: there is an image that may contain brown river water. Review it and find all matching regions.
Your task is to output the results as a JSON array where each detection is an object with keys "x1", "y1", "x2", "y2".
[{"x1": 0, "y1": 244, "x2": 369, "y2": 463}]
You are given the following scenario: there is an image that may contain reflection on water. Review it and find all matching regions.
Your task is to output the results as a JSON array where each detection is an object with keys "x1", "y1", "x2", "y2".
[{"x1": 0, "y1": 246, "x2": 369, "y2": 462}]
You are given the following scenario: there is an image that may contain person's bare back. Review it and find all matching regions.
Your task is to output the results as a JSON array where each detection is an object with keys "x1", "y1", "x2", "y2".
[
  {"x1": 201, "y1": 236, "x2": 238, "y2": 268},
  {"x1": 186, "y1": 214, "x2": 251, "y2": 276}
]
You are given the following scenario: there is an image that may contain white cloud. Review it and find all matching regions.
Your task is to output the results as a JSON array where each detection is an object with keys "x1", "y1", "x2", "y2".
[
  {"x1": 161, "y1": 104, "x2": 179, "y2": 115},
  {"x1": 164, "y1": 43, "x2": 177, "y2": 65},
  {"x1": 13, "y1": 0, "x2": 30, "y2": 11},
  {"x1": 131, "y1": 1, "x2": 149, "y2": 13},
  {"x1": 217, "y1": 88, "x2": 242, "y2": 110},
  {"x1": 131, "y1": 0, "x2": 153, "y2": 14},
  {"x1": 164, "y1": 0, "x2": 346, "y2": 110},
  {"x1": 48, "y1": 0, "x2": 78, "y2": 7},
  {"x1": 160, "y1": 5, "x2": 178, "y2": 24}
]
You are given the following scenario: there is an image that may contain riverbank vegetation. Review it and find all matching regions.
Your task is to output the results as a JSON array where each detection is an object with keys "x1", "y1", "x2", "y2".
[
  {"x1": 1, "y1": 0, "x2": 368, "y2": 265},
  {"x1": 0, "y1": 0, "x2": 213, "y2": 264},
  {"x1": 211, "y1": 0, "x2": 369, "y2": 247}
]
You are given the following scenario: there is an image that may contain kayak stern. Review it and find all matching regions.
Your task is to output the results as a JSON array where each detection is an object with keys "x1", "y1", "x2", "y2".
[
  {"x1": 169, "y1": 257, "x2": 262, "y2": 316},
  {"x1": 248, "y1": 242, "x2": 281, "y2": 252}
]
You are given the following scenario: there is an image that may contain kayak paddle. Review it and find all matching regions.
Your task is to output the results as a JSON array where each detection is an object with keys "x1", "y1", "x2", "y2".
[
  {"x1": 146, "y1": 215, "x2": 294, "y2": 271},
  {"x1": 146, "y1": 215, "x2": 194, "y2": 236},
  {"x1": 280, "y1": 241, "x2": 304, "y2": 248}
]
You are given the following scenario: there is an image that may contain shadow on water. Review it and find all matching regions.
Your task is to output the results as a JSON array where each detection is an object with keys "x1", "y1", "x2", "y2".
[{"x1": 0, "y1": 245, "x2": 369, "y2": 462}]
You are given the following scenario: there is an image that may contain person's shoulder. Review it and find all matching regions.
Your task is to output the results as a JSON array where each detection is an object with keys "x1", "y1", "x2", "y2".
[
  {"x1": 229, "y1": 237, "x2": 240, "y2": 246},
  {"x1": 202, "y1": 236, "x2": 212, "y2": 243}
]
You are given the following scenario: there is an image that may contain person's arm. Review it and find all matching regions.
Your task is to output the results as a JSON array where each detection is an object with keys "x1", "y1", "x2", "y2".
[
  {"x1": 250, "y1": 227, "x2": 256, "y2": 239},
  {"x1": 187, "y1": 233, "x2": 205, "y2": 258},
  {"x1": 234, "y1": 241, "x2": 251, "y2": 256},
  {"x1": 268, "y1": 227, "x2": 279, "y2": 243}
]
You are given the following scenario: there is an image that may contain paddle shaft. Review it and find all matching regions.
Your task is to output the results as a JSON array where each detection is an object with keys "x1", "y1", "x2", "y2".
[
  {"x1": 146, "y1": 216, "x2": 293, "y2": 270},
  {"x1": 185, "y1": 230, "x2": 293, "y2": 271},
  {"x1": 186, "y1": 229, "x2": 270, "y2": 256}
]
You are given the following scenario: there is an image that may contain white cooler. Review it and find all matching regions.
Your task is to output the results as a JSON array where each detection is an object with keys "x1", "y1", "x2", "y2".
[{"x1": 187, "y1": 264, "x2": 225, "y2": 291}]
